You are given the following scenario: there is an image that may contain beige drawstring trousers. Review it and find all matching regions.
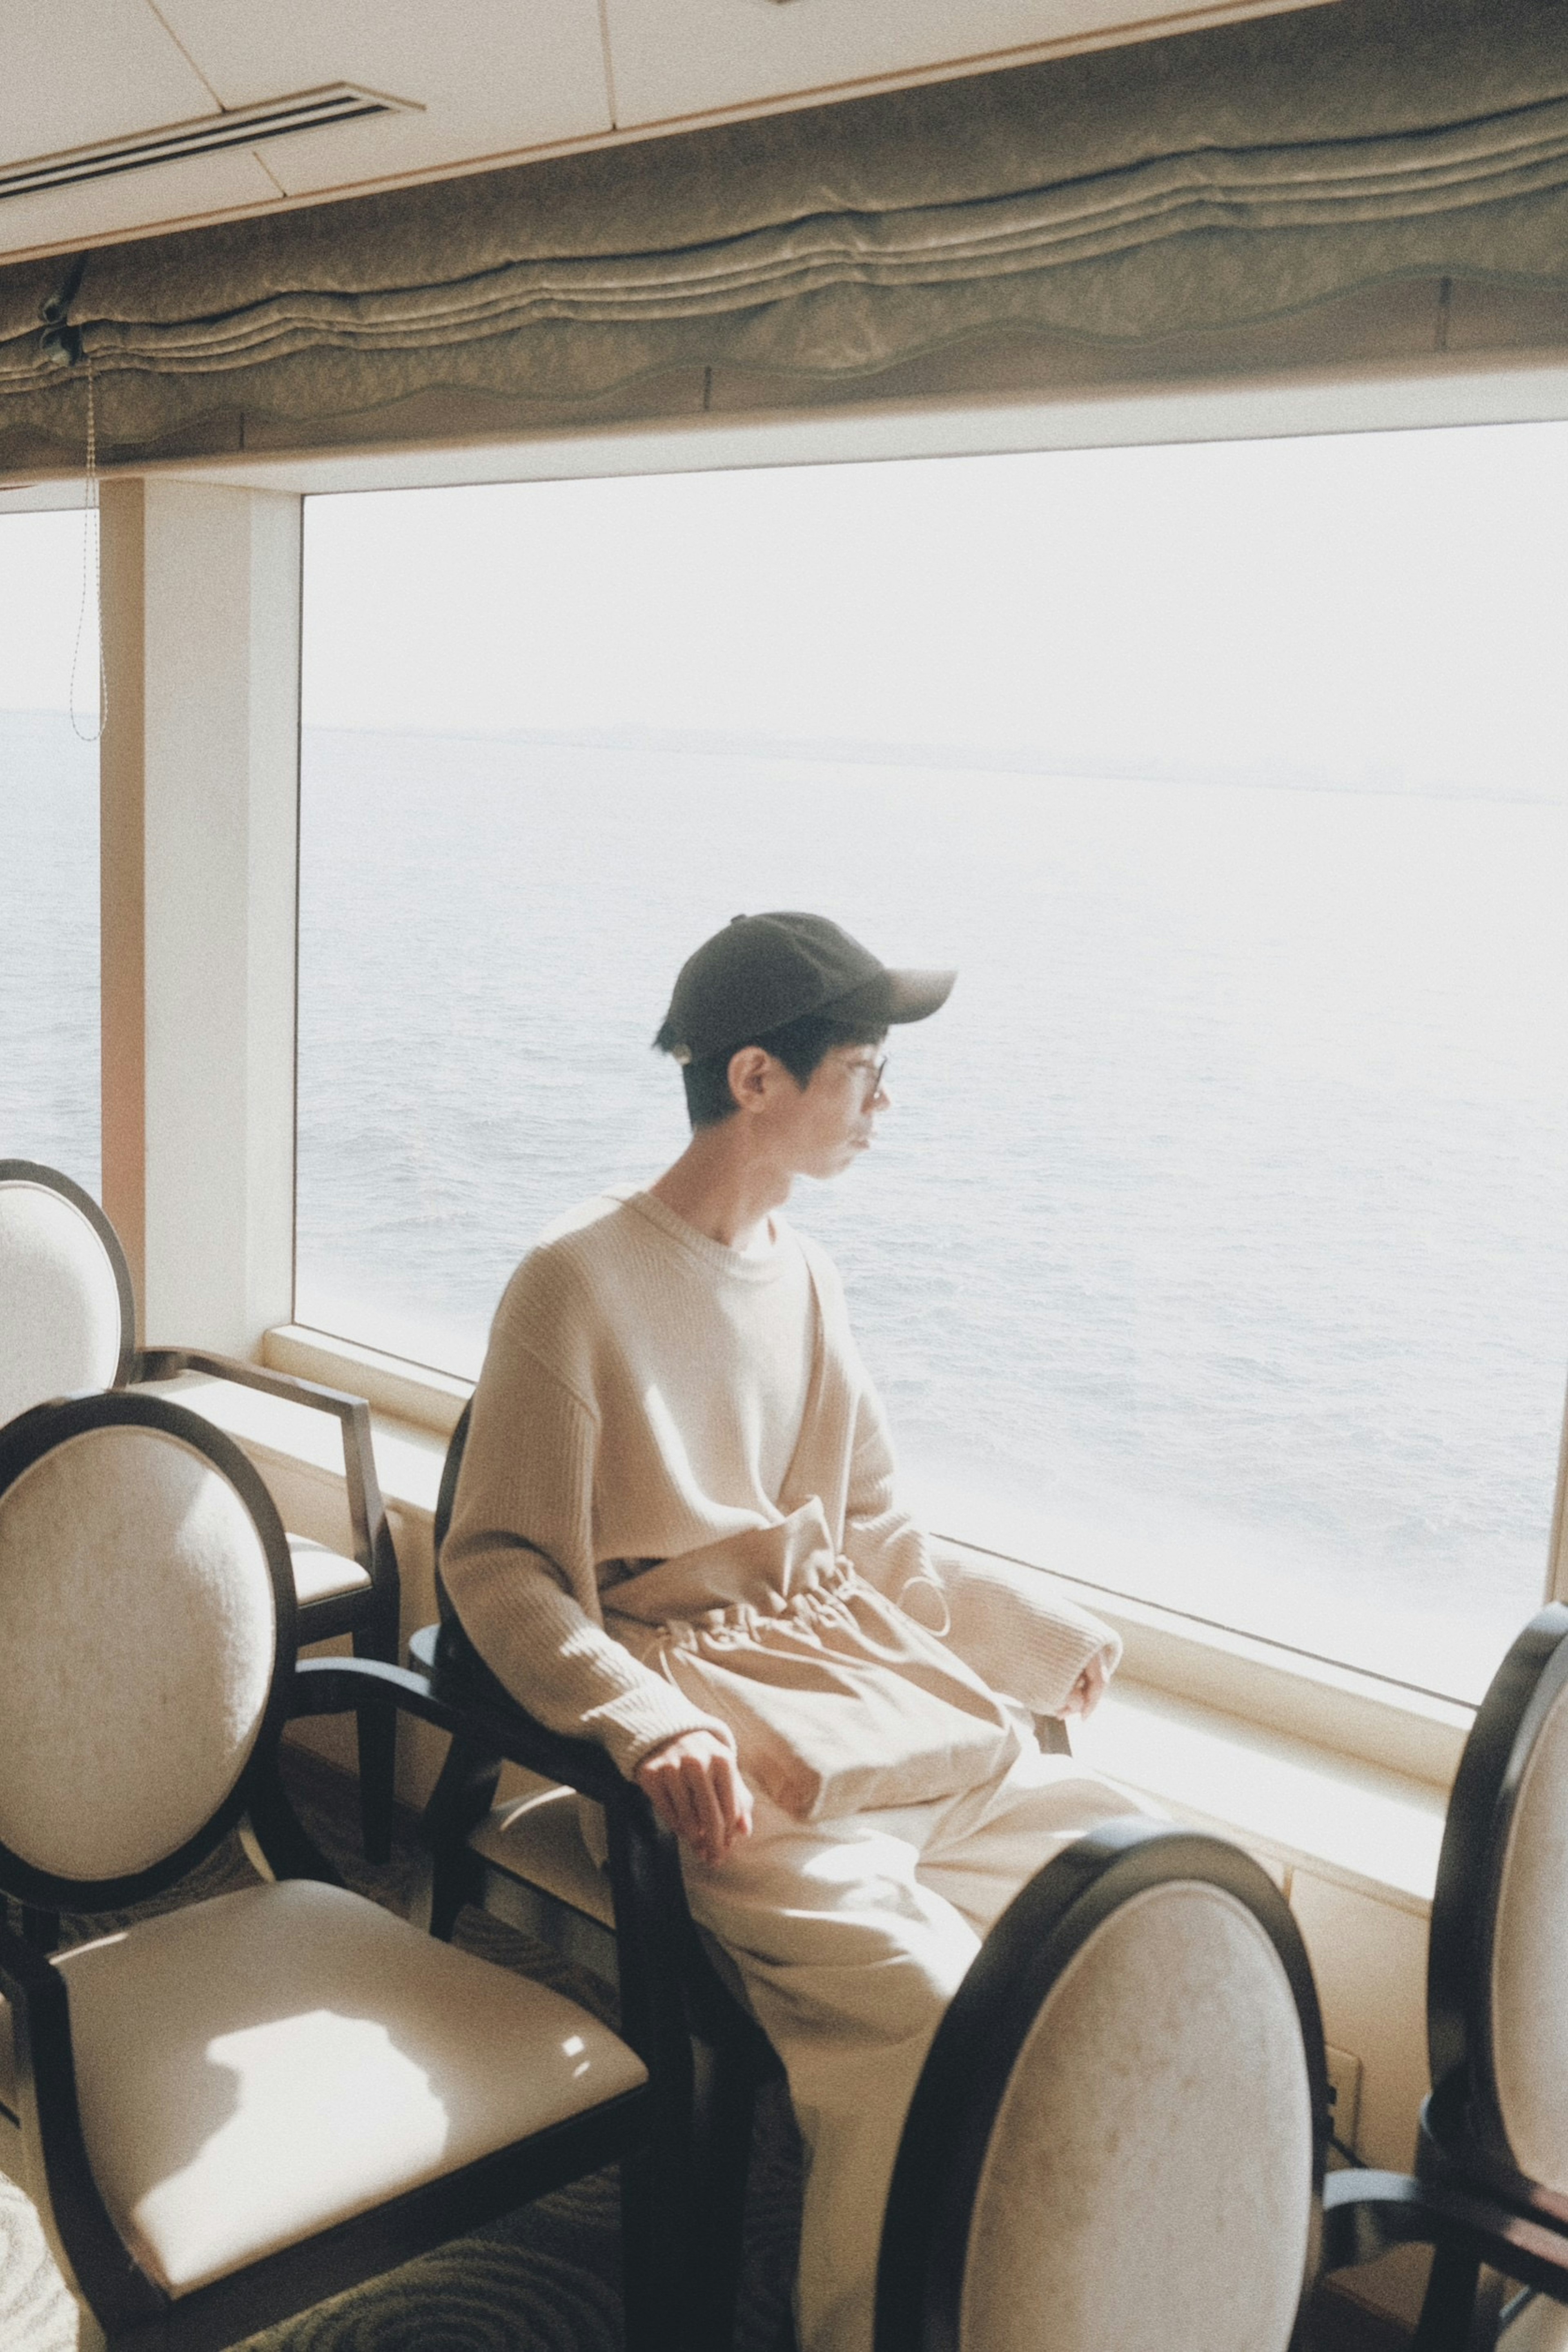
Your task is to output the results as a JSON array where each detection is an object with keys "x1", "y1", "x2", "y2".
[{"x1": 682, "y1": 1722, "x2": 1149, "y2": 2352}]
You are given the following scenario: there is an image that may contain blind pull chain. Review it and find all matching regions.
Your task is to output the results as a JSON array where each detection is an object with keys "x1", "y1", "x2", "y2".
[{"x1": 68, "y1": 356, "x2": 107, "y2": 745}]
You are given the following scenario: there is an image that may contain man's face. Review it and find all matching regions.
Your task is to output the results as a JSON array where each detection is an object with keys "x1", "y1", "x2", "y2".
[{"x1": 764, "y1": 1042, "x2": 890, "y2": 1181}]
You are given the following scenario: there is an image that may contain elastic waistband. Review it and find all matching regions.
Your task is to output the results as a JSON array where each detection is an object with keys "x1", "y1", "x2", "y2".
[{"x1": 609, "y1": 1553, "x2": 861, "y2": 1651}]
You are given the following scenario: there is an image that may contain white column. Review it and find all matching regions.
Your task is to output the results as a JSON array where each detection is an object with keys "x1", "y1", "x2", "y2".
[{"x1": 100, "y1": 477, "x2": 300, "y2": 1354}]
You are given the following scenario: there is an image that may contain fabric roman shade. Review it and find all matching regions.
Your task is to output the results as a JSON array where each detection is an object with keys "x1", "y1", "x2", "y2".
[{"x1": 3, "y1": 0, "x2": 1568, "y2": 471}]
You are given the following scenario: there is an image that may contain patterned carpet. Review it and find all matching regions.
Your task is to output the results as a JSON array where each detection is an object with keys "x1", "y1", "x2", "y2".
[{"x1": 0, "y1": 1747, "x2": 802, "y2": 2352}]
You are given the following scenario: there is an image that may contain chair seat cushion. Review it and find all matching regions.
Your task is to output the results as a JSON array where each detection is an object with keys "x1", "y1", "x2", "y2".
[
  {"x1": 465, "y1": 1786, "x2": 763, "y2": 2028},
  {"x1": 286, "y1": 1532, "x2": 372, "y2": 1607},
  {"x1": 468, "y1": 1783, "x2": 615, "y2": 1930},
  {"x1": 46, "y1": 1878, "x2": 646, "y2": 2296}
]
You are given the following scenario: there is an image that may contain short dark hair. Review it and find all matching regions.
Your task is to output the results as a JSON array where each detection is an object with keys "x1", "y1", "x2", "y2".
[{"x1": 656, "y1": 1008, "x2": 887, "y2": 1129}]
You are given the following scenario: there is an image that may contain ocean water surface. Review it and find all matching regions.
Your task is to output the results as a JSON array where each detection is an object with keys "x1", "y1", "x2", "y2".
[
  {"x1": 3, "y1": 704, "x2": 1561, "y2": 1706},
  {"x1": 0, "y1": 711, "x2": 99, "y2": 1196},
  {"x1": 293, "y1": 726, "x2": 1568, "y2": 1703}
]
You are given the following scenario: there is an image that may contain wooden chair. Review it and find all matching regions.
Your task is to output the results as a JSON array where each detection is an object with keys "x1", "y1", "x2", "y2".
[
  {"x1": 1323, "y1": 1604, "x2": 1568, "y2": 2350},
  {"x1": 415, "y1": 1400, "x2": 1089, "y2": 2345},
  {"x1": 0, "y1": 1156, "x2": 401, "y2": 1860},
  {"x1": 417, "y1": 1403, "x2": 615, "y2": 1968},
  {"x1": 0, "y1": 1390, "x2": 665, "y2": 2352},
  {"x1": 412, "y1": 1397, "x2": 783, "y2": 2352},
  {"x1": 876, "y1": 1818, "x2": 1333, "y2": 2352}
]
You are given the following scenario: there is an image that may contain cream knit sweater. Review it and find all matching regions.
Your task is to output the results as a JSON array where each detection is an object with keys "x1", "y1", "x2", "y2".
[{"x1": 443, "y1": 1187, "x2": 1121, "y2": 1782}]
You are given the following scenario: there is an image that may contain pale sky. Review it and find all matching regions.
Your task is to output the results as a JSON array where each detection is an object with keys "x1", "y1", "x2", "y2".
[{"x1": 4, "y1": 419, "x2": 1568, "y2": 797}]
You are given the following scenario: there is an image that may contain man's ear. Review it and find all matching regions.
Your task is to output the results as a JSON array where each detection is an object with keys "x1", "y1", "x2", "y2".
[{"x1": 726, "y1": 1045, "x2": 774, "y2": 1114}]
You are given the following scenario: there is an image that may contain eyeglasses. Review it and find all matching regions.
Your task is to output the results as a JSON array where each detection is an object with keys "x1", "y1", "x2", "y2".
[{"x1": 846, "y1": 1054, "x2": 889, "y2": 1102}]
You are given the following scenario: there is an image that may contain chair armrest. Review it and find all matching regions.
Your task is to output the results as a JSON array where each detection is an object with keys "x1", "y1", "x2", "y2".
[
  {"x1": 0, "y1": 1907, "x2": 61, "y2": 2016},
  {"x1": 131, "y1": 1347, "x2": 394, "y2": 1587},
  {"x1": 1321, "y1": 2169, "x2": 1568, "y2": 2297},
  {"x1": 295, "y1": 1650, "x2": 707, "y2": 2070},
  {"x1": 292, "y1": 1653, "x2": 626, "y2": 1805},
  {"x1": 0, "y1": 1919, "x2": 165, "y2": 2325},
  {"x1": 406, "y1": 1619, "x2": 632, "y2": 1801},
  {"x1": 397, "y1": 1623, "x2": 754, "y2": 2065}
]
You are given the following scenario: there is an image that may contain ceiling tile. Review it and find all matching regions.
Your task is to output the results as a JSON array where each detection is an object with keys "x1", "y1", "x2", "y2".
[
  {"x1": 0, "y1": 0, "x2": 1327, "y2": 269},
  {"x1": 603, "y1": 0, "x2": 1321, "y2": 128},
  {"x1": 0, "y1": 0, "x2": 218, "y2": 167},
  {"x1": 150, "y1": 0, "x2": 612, "y2": 195},
  {"x1": 0, "y1": 145, "x2": 283, "y2": 264}
]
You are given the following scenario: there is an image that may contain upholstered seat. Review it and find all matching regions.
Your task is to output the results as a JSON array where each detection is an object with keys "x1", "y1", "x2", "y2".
[
  {"x1": 0, "y1": 1393, "x2": 670, "y2": 2352},
  {"x1": 468, "y1": 1781, "x2": 615, "y2": 1929},
  {"x1": 285, "y1": 1532, "x2": 374, "y2": 1607},
  {"x1": 464, "y1": 1777, "x2": 765, "y2": 2025},
  {"x1": 37, "y1": 1878, "x2": 644, "y2": 2296}
]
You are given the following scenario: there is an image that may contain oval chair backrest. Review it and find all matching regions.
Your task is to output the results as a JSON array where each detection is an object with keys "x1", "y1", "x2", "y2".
[
  {"x1": 879, "y1": 1823, "x2": 1324, "y2": 2352},
  {"x1": 0, "y1": 1392, "x2": 296, "y2": 1908},
  {"x1": 1428, "y1": 1604, "x2": 1568, "y2": 2198},
  {"x1": 0, "y1": 1162, "x2": 134, "y2": 1428}
]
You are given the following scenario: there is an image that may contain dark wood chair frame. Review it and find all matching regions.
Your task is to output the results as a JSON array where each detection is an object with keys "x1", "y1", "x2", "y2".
[
  {"x1": 0, "y1": 1158, "x2": 401, "y2": 1862},
  {"x1": 0, "y1": 1390, "x2": 664, "y2": 2352},
  {"x1": 414, "y1": 1399, "x2": 1088, "y2": 2347},
  {"x1": 1322, "y1": 1604, "x2": 1568, "y2": 2352},
  {"x1": 875, "y1": 1818, "x2": 1334, "y2": 2352},
  {"x1": 410, "y1": 1395, "x2": 785, "y2": 2352}
]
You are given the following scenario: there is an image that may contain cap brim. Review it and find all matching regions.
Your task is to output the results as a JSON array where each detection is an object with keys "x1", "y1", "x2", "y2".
[{"x1": 830, "y1": 967, "x2": 956, "y2": 1029}]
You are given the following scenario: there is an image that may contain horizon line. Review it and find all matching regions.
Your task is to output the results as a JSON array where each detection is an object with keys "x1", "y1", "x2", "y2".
[{"x1": 3, "y1": 703, "x2": 1564, "y2": 807}]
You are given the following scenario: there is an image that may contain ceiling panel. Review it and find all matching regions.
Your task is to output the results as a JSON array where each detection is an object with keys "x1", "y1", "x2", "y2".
[
  {"x1": 151, "y1": 0, "x2": 613, "y2": 196},
  {"x1": 603, "y1": 0, "x2": 1331, "y2": 128},
  {"x1": 0, "y1": 145, "x2": 283, "y2": 265},
  {"x1": 0, "y1": 0, "x2": 217, "y2": 166},
  {"x1": 0, "y1": 0, "x2": 1334, "y2": 270}
]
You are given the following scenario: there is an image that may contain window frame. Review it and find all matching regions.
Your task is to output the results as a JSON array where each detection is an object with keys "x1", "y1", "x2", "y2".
[{"x1": 13, "y1": 346, "x2": 1568, "y2": 1784}]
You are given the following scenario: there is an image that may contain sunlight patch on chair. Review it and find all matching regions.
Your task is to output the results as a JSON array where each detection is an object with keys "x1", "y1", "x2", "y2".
[{"x1": 129, "y1": 2010, "x2": 449, "y2": 2294}]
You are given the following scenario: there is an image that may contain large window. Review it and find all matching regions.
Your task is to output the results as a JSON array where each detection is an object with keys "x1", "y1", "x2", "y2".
[
  {"x1": 0, "y1": 508, "x2": 100, "y2": 1197},
  {"x1": 297, "y1": 429, "x2": 1568, "y2": 1703}
]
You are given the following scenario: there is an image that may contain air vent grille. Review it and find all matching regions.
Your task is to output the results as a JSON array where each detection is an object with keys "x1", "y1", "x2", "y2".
[{"x1": 0, "y1": 85, "x2": 418, "y2": 204}]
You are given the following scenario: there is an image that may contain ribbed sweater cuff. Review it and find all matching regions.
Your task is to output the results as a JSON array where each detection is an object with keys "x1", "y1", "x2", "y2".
[
  {"x1": 933, "y1": 1543, "x2": 1123, "y2": 1718},
  {"x1": 584, "y1": 1686, "x2": 739, "y2": 1782},
  {"x1": 1007, "y1": 1609, "x2": 1122, "y2": 1717}
]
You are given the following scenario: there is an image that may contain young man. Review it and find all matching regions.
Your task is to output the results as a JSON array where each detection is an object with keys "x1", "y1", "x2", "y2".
[{"x1": 443, "y1": 911, "x2": 1143, "y2": 2352}]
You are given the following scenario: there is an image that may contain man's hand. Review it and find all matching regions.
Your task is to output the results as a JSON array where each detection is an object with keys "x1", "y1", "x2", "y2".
[
  {"x1": 1062, "y1": 1648, "x2": 1112, "y2": 1720},
  {"x1": 635, "y1": 1731, "x2": 754, "y2": 1866}
]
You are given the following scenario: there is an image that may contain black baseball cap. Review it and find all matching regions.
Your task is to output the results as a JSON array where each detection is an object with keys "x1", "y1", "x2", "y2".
[{"x1": 657, "y1": 912, "x2": 956, "y2": 1066}]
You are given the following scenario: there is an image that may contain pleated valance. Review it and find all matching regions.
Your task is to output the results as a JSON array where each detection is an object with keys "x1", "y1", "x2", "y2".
[{"x1": 4, "y1": 0, "x2": 1568, "y2": 473}]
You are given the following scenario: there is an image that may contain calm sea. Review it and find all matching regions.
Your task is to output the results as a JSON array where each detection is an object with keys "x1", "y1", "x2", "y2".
[
  {"x1": 0, "y1": 712, "x2": 99, "y2": 1190},
  {"x1": 5, "y1": 708, "x2": 1566, "y2": 1702}
]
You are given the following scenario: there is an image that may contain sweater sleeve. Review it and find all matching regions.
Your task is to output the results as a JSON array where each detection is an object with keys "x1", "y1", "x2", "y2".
[
  {"x1": 442, "y1": 1272, "x2": 735, "y2": 1782},
  {"x1": 925, "y1": 1539, "x2": 1124, "y2": 1718},
  {"x1": 843, "y1": 1377, "x2": 1122, "y2": 1718}
]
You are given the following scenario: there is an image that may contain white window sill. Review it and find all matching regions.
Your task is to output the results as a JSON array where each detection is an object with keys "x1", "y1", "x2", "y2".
[
  {"x1": 266, "y1": 1323, "x2": 471, "y2": 1440},
  {"x1": 225, "y1": 1321, "x2": 1457, "y2": 1915},
  {"x1": 1074, "y1": 1680, "x2": 1444, "y2": 1915}
]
